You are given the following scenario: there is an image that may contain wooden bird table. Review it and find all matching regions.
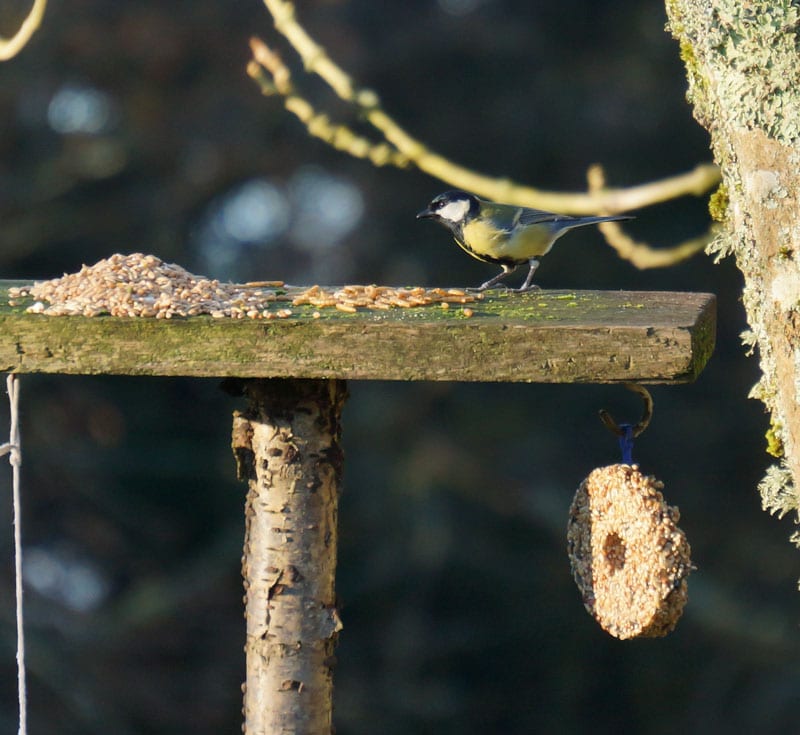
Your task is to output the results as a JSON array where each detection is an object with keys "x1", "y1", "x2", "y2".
[{"x1": 0, "y1": 283, "x2": 715, "y2": 734}]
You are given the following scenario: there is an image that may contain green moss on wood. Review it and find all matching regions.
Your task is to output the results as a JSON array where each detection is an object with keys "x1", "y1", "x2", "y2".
[{"x1": 0, "y1": 281, "x2": 716, "y2": 384}]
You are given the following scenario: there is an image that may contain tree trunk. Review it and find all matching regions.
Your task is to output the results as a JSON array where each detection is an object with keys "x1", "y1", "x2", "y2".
[
  {"x1": 666, "y1": 1, "x2": 800, "y2": 531},
  {"x1": 231, "y1": 378, "x2": 347, "y2": 734}
]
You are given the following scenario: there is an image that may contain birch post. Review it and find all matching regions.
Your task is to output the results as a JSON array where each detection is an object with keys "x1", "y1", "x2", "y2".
[{"x1": 230, "y1": 378, "x2": 347, "y2": 735}]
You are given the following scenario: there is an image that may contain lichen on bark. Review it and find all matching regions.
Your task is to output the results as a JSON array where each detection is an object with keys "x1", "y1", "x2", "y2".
[{"x1": 666, "y1": 0, "x2": 800, "y2": 546}]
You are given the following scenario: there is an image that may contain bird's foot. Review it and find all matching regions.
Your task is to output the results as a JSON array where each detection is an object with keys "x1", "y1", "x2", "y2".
[{"x1": 468, "y1": 284, "x2": 512, "y2": 293}]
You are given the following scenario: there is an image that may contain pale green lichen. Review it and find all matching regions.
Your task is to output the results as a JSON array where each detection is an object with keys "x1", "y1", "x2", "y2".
[
  {"x1": 740, "y1": 329, "x2": 757, "y2": 356},
  {"x1": 705, "y1": 230, "x2": 735, "y2": 262},
  {"x1": 669, "y1": 0, "x2": 800, "y2": 570},
  {"x1": 671, "y1": 0, "x2": 800, "y2": 143},
  {"x1": 759, "y1": 463, "x2": 798, "y2": 519}
]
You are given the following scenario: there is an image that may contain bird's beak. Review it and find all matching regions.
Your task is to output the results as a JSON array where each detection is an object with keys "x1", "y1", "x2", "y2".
[{"x1": 416, "y1": 208, "x2": 434, "y2": 219}]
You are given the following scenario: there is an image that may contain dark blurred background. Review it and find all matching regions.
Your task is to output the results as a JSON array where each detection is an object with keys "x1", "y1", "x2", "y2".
[{"x1": 1, "y1": 1, "x2": 798, "y2": 733}]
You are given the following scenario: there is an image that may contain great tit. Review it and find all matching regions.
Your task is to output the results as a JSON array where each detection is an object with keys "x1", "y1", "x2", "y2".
[{"x1": 417, "y1": 190, "x2": 633, "y2": 291}]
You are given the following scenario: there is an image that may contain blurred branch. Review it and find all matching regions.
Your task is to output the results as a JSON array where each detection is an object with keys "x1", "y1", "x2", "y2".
[
  {"x1": 588, "y1": 165, "x2": 713, "y2": 268},
  {"x1": 0, "y1": 0, "x2": 47, "y2": 61},
  {"x1": 253, "y1": 0, "x2": 720, "y2": 267}
]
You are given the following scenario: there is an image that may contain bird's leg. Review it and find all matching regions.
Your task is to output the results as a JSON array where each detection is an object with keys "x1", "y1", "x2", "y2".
[
  {"x1": 516, "y1": 258, "x2": 541, "y2": 292},
  {"x1": 474, "y1": 264, "x2": 516, "y2": 291}
]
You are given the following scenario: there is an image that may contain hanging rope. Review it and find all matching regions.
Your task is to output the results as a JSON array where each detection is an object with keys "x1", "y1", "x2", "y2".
[{"x1": 1, "y1": 375, "x2": 26, "y2": 735}]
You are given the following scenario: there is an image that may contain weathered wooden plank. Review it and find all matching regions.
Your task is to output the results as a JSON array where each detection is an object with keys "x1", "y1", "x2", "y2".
[{"x1": 0, "y1": 282, "x2": 715, "y2": 383}]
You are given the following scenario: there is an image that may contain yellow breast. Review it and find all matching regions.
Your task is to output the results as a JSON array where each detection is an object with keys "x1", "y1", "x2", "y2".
[{"x1": 461, "y1": 219, "x2": 556, "y2": 263}]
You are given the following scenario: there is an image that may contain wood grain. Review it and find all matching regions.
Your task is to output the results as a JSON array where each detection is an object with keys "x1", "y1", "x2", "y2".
[{"x1": 0, "y1": 283, "x2": 715, "y2": 383}]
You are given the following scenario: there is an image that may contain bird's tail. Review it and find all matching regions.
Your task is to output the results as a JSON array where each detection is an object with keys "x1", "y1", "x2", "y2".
[{"x1": 570, "y1": 214, "x2": 634, "y2": 228}]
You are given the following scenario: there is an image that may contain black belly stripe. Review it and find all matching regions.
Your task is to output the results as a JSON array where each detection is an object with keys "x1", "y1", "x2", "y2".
[{"x1": 454, "y1": 234, "x2": 523, "y2": 267}]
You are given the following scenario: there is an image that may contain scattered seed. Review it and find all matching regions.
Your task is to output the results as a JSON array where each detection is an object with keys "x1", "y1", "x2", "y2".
[{"x1": 8, "y1": 253, "x2": 483, "y2": 318}]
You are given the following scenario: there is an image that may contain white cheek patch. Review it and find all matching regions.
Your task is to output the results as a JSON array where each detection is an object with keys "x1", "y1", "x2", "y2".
[{"x1": 437, "y1": 199, "x2": 471, "y2": 223}]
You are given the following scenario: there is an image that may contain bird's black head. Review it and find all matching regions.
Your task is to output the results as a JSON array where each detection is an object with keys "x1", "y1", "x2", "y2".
[{"x1": 417, "y1": 190, "x2": 480, "y2": 228}]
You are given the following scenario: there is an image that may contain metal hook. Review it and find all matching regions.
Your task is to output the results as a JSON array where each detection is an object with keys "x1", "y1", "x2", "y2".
[
  {"x1": 598, "y1": 383, "x2": 653, "y2": 465},
  {"x1": 598, "y1": 383, "x2": 653, "y2": 438}
]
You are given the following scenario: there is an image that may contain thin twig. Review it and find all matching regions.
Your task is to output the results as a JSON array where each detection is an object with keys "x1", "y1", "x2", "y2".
[{"x1": 0, "y1": 0, "x2": 47, "y2": 61}]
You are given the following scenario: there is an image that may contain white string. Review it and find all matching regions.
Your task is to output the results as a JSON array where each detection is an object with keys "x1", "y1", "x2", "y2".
[{"x1": 1, "y1": 375, "x2": 26, "y2": 735}]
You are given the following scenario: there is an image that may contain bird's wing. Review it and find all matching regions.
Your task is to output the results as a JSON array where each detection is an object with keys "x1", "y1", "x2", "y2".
[
  {"x1": 515, "y1": 207, "x2": 574, "y2": 227},
  {"x1": 478, "y1": 202, "x2": 558, "y2": 234}
]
